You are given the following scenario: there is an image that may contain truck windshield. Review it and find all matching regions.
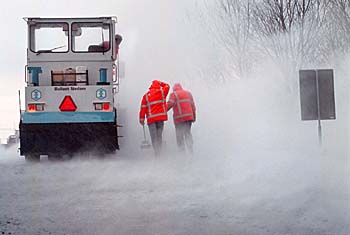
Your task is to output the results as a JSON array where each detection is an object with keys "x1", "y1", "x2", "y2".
[
  {"x1": 30, "y1": 23, "x2": 69, "y2": 53},
  {"x1": 71, "y1": 22, "x2": 110, "y2": 53}
]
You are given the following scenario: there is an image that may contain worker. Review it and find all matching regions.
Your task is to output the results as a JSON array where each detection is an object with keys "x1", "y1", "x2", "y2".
[
  {"x1": 139, "y1": 80, "x2": 170, "y2": 156},
  {"x1": 167, "y1": 83, "x2": 196, "y2": 154},
  {"x1": 115, "y1": 34, "x2": 123, "y2": 56}
]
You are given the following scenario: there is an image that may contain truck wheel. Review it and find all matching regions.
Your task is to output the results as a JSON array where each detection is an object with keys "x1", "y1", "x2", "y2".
[
  {"x1": 62, "y1": 154, "x2": 73, "y2": 161},
  {"x1": 25, "y1": 154, "x2": 40, "y2": 162},
  {"x1": 48, "y1": 154, "x2": 62, "y2": 161}
]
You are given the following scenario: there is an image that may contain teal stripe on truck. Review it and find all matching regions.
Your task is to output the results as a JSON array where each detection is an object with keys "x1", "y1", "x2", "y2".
[{"x1": 22, "y1": 112, "x2": 115, "y2": 124}]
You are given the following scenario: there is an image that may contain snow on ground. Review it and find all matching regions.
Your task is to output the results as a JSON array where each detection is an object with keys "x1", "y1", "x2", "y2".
[
  {"x1": 0, "y1": 144, "x2": 348, "y2": 235},
  {"x1": 0, "y1": 75, "x2": 348, "y2": 235}
]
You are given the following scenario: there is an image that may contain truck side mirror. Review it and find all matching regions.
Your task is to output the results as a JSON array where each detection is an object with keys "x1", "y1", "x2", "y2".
[{"x1": 115, "y1": 34, "x2": 123, "y2": 46}]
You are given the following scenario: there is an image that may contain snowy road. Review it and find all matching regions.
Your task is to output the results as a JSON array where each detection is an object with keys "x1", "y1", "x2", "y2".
[{"x1": 0, "y1": 146, "x2": 348, "y2": 235}]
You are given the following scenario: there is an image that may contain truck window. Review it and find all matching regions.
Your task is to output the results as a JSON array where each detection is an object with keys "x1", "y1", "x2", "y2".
[
  {"x1": 30, "y1": 23, "x2": 69, "y2": 53},
  {"x1": 72, "y1": 23, "x2": 110, "y2": 52}
]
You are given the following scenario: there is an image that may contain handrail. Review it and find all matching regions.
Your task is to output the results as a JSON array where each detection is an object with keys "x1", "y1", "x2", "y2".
[{"x1": 24, "y1": 65, "x2": 28, "y2": 83}]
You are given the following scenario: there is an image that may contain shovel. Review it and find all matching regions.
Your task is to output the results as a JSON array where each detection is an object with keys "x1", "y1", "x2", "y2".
[{"x1": 141, "y1": 125, "x2": 152, "y2": 149}]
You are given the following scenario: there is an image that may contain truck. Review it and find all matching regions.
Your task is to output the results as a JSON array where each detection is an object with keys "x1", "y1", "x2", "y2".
[{"x1": 19, "y1": 17, "x2": 122, "y2": 161}]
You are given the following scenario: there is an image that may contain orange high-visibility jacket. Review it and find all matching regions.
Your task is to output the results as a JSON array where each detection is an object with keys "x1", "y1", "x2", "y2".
[
  {"x1": 139, "y1": 80, "x2": 170, "y2": 124},
  {"x1": 167, "y1": 83, "x2": 196, "y2": 124}
]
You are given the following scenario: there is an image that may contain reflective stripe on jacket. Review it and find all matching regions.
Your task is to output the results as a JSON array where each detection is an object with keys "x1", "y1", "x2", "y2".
[
  {"x1": 167, "y1": 83, "x2": 196, "y2": 124},
  {"x1": 139, "y1": 80, "x2": 170, "y2": 124}
]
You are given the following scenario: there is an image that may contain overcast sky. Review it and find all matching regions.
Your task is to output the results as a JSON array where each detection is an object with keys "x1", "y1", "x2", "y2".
[{"x1": 0, "y1": 0, "x2": 212, "y2": 131}]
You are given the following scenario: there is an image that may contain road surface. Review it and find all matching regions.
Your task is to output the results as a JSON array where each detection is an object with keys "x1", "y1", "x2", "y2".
[{"x1": 0, "y1": 146, "x2": 348, "y2": 235}]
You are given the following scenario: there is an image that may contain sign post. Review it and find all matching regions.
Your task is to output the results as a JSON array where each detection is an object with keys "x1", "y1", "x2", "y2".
[
  {"x1": 299, "y1": 69, "x2": 336, "y2": 146},
  {"x1": 315, "y1": 70, "x2": 322, "y2": 145}
]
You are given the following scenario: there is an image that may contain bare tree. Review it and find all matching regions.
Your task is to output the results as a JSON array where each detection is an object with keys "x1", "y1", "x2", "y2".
[
  {"x1": 251, "y1": 1, "x2": 328, "y2": 71},
  {"x1": 322, "y1": 0, "x2": 350, "y2": 57},
  {"x1": 206, "y1": 0, "x2": 350, "y2": 85},
  {"x1": 210, "y1": 0, "x2": 254, "y2": 79}
]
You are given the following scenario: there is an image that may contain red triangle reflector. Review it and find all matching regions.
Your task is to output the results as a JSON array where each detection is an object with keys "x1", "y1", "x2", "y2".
[{"x1": 59, "y1": 96, "x2": 77, "y2": 112}]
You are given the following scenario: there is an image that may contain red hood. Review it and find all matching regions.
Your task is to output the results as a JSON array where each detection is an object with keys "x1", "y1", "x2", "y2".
[
  {"x1": 149, "y1": 80, "x2": 161, "y2": 90},
  {"x1": 173, "y1": 83, "x2": 183, "y2": 91}
]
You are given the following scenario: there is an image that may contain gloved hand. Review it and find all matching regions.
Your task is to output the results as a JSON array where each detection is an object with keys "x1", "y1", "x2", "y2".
[
  {"x1": 193, "y1": 113, "x2": 196, "y2": 123},
  {"x1": 139, "y1": 119, "x2": 145, "y2": 125}
]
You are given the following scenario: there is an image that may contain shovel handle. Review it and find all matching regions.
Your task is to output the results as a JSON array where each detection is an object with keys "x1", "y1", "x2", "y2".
[{"x1": 143, "y1": 125, "x2": 146, "y2": 139}]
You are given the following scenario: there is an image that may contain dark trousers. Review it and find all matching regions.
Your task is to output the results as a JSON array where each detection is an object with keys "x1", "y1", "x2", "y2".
[
  {"x1": 148, "y1": 121, "x2": 164, "y2": 156},
  {"x1": 175, "y1": 121, "x2": 193, "y2": 153}
]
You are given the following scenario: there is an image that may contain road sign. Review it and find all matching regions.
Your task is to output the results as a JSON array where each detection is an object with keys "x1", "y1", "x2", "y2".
[
  {"x1": 318, "y1": 70, "x2": 336, "y2": 120},
  {"x1": 299, "y1": 69, "x2": 336, "y2": 145},
  {"x1": 299, "y1": 70, "x2": 317, "y2": 120},
  {"x1": 299, "y1": 69, "x2": 336, "y2": 121}
]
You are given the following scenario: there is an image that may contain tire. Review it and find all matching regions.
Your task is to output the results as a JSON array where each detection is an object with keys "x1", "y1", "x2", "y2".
[
  {"x1": 48, "y1": 154, "x2": 62, "y2": 161},
  {"x1": 99, "y1": 151, "x2": 116, "y2": 159},
  {"x1": 25, "y1": 154, "x2": 40, "y2": 162},
  {"x1": 62, "y1": 154, "x2": 73, "y2": 161}
]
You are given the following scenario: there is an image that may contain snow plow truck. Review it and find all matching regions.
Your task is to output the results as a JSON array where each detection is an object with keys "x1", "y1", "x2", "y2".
[{"x1": 19, "y1": 17, "x2": 122, "y2": 161}]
